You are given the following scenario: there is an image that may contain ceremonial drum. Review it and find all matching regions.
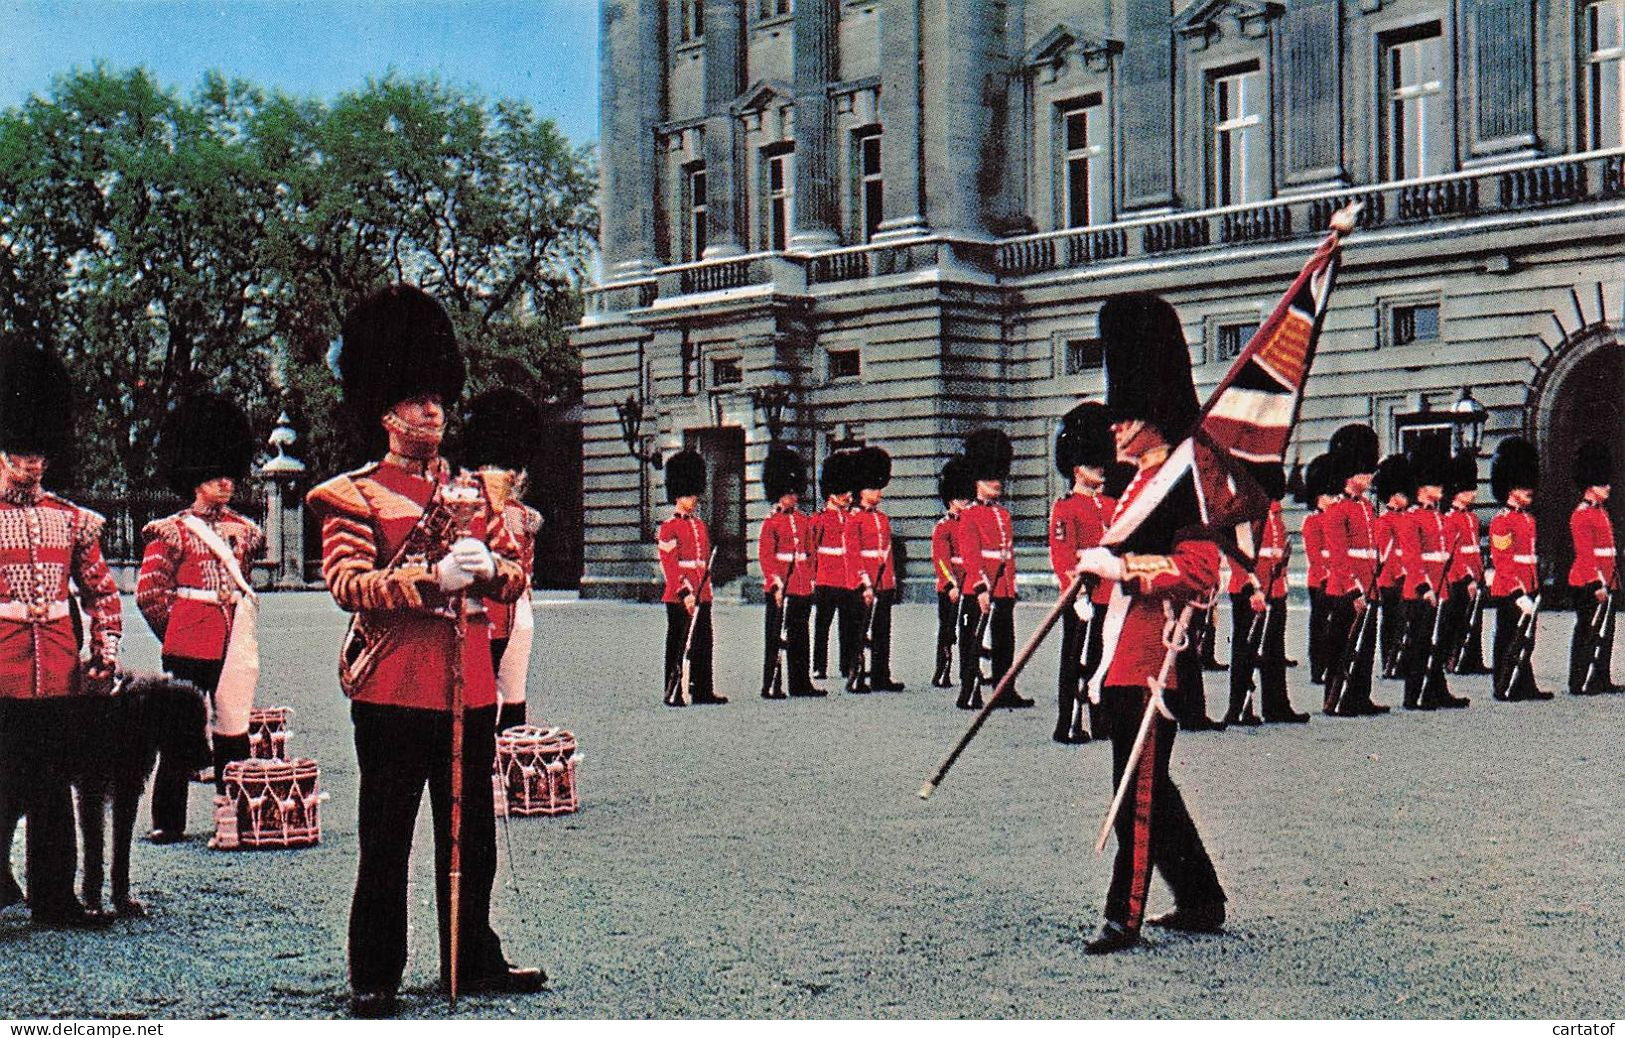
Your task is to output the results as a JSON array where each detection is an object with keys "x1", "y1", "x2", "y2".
[
  {"x1": 247, "y1": 706, "x2": 291, "y2": 760},
  {"x1": 214, "y1": 758, "x2": 323, "y2": 850},
  {"x1": 494, "y1": 726, "x2": 579, "y2": 817}
]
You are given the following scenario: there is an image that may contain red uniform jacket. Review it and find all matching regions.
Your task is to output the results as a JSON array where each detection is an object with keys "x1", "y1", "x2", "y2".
[
  {"x1": 1302, "y1": 509, "x2": 1329, "y2": 590},
  {"x1": 961, "y1": 499, "x2": 1017, "y2": 599},
  {"x1": 1229, "y1": 505, "x2": 1289, "y2": 599},
  {"x1": 1488, "y1": 506, "x2": 1538, "y2": 597},
  {"x1": 1443, "y1": 506, "x2": 1484, "y2": 584},
  {"x1": 485, "y1": 501, "x2": 541, "y2": 641},
  {"x1": 1398, "y1": 505, "x2": 1449, "y2": 601},
  {"x1": 0, "y1": 487, "x2": 123, "y2": 699},
  {"x1": 137, "y1": 506, "x2": 265, "y2": 660},
  {"x1": 1568, "y1": 501, "x2": 1618, "y2": 589},
  {"x1": 931, "y1": 513, "x2": 965, "y2": 593},
  {"x1": 657, "y1": 512, "x2": 713, "y2": 604},
  {"x1": 306, "y1": 458, "x2": 526, "y2": 712},
  {"x1": 1324, "y1": 495, "x2": 1379, "y2": 597},
  {"x1": 1374, "y1": 507, "x2": 1407, "y2": 589},
  {"x1": 1050, "y1": 491, "x2": 1116, "y2": 606},
  {"x1": 1097, "y1": 460, "x2": 1221, "y2": 691},
  {"x1": 758, "y1": 506, "x2": 814, "y2": 597},
  {"x1": 811, "y1": 504, "x2": 853, "y2": 589},
  {"x1": 846, "y1": 506, "x2": 896, "y2": 592}
]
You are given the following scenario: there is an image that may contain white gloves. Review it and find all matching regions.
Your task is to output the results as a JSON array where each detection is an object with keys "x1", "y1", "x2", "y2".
[
  {"x1": 450, "y1": 537, "x2": 497, "y2": 581},
  {"x1": 1073, "y1": 597, "x2": 1092, "y2": 621},
  {"x1": 435, "y1": 553, "x2": 475, "y2": 592},
  {"x1": 1074, "y1": 547, "x2": 1124, "y2": 582},
  {"x1": 1515, "y1": 594, "x2": 1536, "y2": 617}
]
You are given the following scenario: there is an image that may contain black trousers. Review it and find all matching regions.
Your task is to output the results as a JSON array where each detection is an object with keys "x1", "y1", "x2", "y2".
[
  {"x1": 1057, "y1": 600, "x2": 1108, "y2": 734},
  {"x1": 934, "y1": 591, "x2": 960, "y2": 678},
  {"x1": 853, "y1": 591, "x2": 896, "y2": 684},
  {"x1": 813, "y1": 586, "x2": 858, "y2": 677},
  {"x1": 960, "y1": 597, "x2": 1014, "y2": 697},
  {"x1": 349, "y1": 701, "x2": 506, "y2": 994},
  {"x1": 1307, "y1": 586, "x2": 1330, "y2": 683},
  {"x1": 1175, "y1": 635, "x2": 1209, "y2": 727},
  {"x1": 762, "y1": 593, "x2": 814, "y2": 693},
  {"x1": 1324, "y1": 592, "x2": 1379, "y2": 711},
  {"x1": 1491, "y1": 595, "x2": 1540, "y2": 698},
  {"x1": 663, "y1": 603, "x2": 714, "y2": 700},
  {"x1": 0, "y1": 698, "x2": 80, "y2": 916},
  {"x1": 151, "y1": 655, "x2": 226, "y2": 833},
  {"x1": 1101, "y1": 685, "x2": 1225, "y2": 930},
  {"x1": 1379, "y1": 585, "x2": 1406, "y2": 676},
  {"x1": 1228, "y1": 594, "x2": 1291, "y2": 718},
  {"x1": 1444, "y1": 580, "x2": 1488, "y2": 672},
  {"x1": 1401, "y1": 597, "x2": 1450, "y2": 706},
  {"x1": 1195, "y1": 605, "x2": 1223, "y2": 666},
  {"x1": 1569, "y1": 583, "x2": 1616, "y2": 692}
]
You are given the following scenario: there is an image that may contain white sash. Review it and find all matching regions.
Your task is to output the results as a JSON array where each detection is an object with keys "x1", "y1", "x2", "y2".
[
  {"x1": 180, "y1": 515, "x2": 260, "y2": 736},
  {"x1": 497, "y1": 594, "x2": 534, "y2": 706}
]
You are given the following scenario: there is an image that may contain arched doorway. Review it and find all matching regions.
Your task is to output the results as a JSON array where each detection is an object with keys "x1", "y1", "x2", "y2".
[{"x1": 1528, "y1": 326, "x2": 1625, "y2": 598}]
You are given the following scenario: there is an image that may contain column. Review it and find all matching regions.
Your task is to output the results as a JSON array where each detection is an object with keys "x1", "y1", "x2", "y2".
[
  {"x1": 790, "y1": 0, "x2": 841, "y2": 249},
  {"x1": 920, "y1": 0, "x2": 999, "y2": 238},
  {"x1": 703, "y1": 0, "x2": 746, "y2": 258},
  {"x1": 875, "y1": 0, "x2": 928, "y2": 239},
  {"x1": 600, "y1": 0, "x2": 664, "y2": 277}
]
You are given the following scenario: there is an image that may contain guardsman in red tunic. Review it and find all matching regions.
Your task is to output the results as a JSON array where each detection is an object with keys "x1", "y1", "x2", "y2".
[
  {"x1": 810, "y1": 449, "x2": 858, "y2": 680},
  {"x1": 1300, "y1": 453, "x2": 1336, "y2": 685},
  {"x1": 1396, "y1": 448, "x2": 1468, "y2": 710},
  {"x1": 757, "y1": 445, "x2": 820, "y2": 698},
  {"x1": 1321, "y1": 424, "x2": 1389, "y2": 716},
  {"x1": 1227, "y1": 498, "x2": 1308, "y2": 726},
  {"x1": 1072, "y1": 293, "x2": 1225, "y2": 955},
  {"x1": 656, "y1": 449, "x2": 723, "y2": 706},
  {"x1": 138, "y1": 392, "x2": 264, "y2": 843},
  {"x1": 958, "y1": 428, "x2": 1032, "y2": 711},
  {"x1": 845, "y1": 446, "x2": 902, "y2": 693},
  {"x1": 1049, "y1": 402, "x2": 1117, "y2": 743},
  {"x1": 1486, "y1": 438, "x2": 1548, "y2": 701},
  {"x1": 305, "y1": 286, "x2": 543, "y2": 1018},
  {"x1": 1372, "y1": 454, "x2": 1413, "y2": 679},
  {"x1": 0, "y1": 342, "x2": 122, "y2": 928},
  {"x1": 930, "y1": 455, "x2": 973, "y2": 688},
  {"x1": 1441, "y1": 451, "x2": 1491, "y2": 675},
  {"x1": 1567, "y1": 440, "x2": 1619, "y2": 695},
  {"x1": 463, "y1": 389, "x2": 544, "y2": 732}
]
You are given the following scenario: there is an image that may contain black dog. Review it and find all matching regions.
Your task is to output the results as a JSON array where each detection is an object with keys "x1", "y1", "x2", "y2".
[{"x1": 1, "y1": 674, "x2": 210, "y2": 917}]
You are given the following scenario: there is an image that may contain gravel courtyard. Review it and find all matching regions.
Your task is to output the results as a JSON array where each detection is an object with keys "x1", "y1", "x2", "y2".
[{"x1": 4, "y1": 592, "x2": 1622, "y2": 1020}]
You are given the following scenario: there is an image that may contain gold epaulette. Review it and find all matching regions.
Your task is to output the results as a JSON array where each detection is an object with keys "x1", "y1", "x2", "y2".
[{"x1": 306, "y1": 463, "x2": 381, "y2": 518}]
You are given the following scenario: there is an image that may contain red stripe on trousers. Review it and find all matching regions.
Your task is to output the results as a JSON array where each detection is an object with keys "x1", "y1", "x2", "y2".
[{"x1": 1125, "y1": 717, "x2": 1158, "y2": 930}]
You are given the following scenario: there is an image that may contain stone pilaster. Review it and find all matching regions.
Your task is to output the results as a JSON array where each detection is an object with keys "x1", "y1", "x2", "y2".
[
  {"x1": 875, "y1": 0, "x2": 928, "y2": 239},
  {"x1": 790, "y1": 0, "x2": 841, "y2": 249},
  {"x1": 702, "y1": 0, "x2": 746, "y2": 258},
  {"x1": 1119, "y1": 0, "x2": 1176, "y2": 211},
  {"x1": 599, "y1": 0, "x2": 663, "y2": 277}
]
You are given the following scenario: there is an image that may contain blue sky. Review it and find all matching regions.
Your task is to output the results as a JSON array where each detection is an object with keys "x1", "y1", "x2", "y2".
[{"x1": 0, "y1": 0, "x2": 601, "y2": 145}]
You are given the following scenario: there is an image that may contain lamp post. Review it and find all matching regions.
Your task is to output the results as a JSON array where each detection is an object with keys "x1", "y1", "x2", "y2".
[
  {"x1": 613, "y1": 393, "x2": 663, "y2": 469},
  {"x1": 1450, "y1": 386, "x2": 1488, "y2": 455},
  {"x1": 749, "y1": 385, "x2": 791, "y2": 444},
  {"x1": 258, "y1": 412, "x2": 307, "y2": 589}
]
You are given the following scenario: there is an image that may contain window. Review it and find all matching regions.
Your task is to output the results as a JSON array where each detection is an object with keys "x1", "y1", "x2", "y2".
[
  {"x1": 756, "y1": 0, "x2": 791, "y2": 17},
  {"x1": 1382, "y1": 26, "x2": 1447, "y2": 180},
  {"x1": 856, "y1": 129, "x2": 883, "y2": 242},
  {"x1": 678, "y1": 0, "x2": 704, "y2": 42},
  {"x1": 1584, "y1": 1, "x2": 1625, "y2": 149},
  {"x1": 712, "y1": 358, "x2": 743, "y2": 386},
  {"x1": 1060, "y1": 101, "x2": 1106, "y2": 228},
  {"x1": 1392, "y1": 303, "x2": 1440, "y2": 346},
  {"x1": 1216, "y1": 322, "x2": 1260, "y2": 362},
  {"x1": 1212, "y1": 64, "x2": 1266, "y2": 206},
  {"x1": 828, "y1": 349, "x2": 861, "y2": 380},
  {"x1": 1063, "y1": 338, "x2": 1104, "y2": 375},
  {"x1": 685, "y1": 164, "x2": 707, "y2": 261},
  {"x1": 763, "y1": 146, "x2": 794, "y2": 252}
]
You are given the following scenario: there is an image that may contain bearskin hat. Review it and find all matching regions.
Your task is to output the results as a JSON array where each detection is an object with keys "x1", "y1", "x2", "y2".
[
  {"x1": 1573, "y1": 439, "x2": 1613, "y2": 488},
  {"x1": 937, "y1": 454, "x2": 973, "y2": 507},
  {"x1": 464, "y1": 388, "x2": 539, "y2": 473},
  {"x1": 852, "y1": 445, "x2": 891, "y2": 492},
  {"x1": 1054, "y1": 401, "x2": 1115, "y2": 479},
  {"x1": 1098, "y1": 293, "x2": 1200, "y2": 442},
  {"x1": 1372, "y1": 453, "x2": 1416, "y2": 502},
  {"x1": 963, "y1": 428, "x2": 1013, "y2": 483},
  {"x1": 1295, "y1": 453, "x2": 1331, "y2": 505},
  {"x1": 1407, "y1": 440, "x2": 1451, "y2": 490},
  {"x1": 1446, "y1": 451, "x2": 1479, "y2": 497},
  {"x1": 820, "y1": 448, "x2": 858, "y2": 499},
  {"x1": 762, "y1": 445, "x2": 806, "y2": 502},
  {"x1": 157, "y1": 393, "x2": 257, "y2": 500},
  {"x1": 0, "y1": 339, "x2": 73, "y2": 466},
  {"x1": 1490, "y1": 437, "x2": 1539, "y2": 501},
  {"x1": 664, "y1": 449, "x2": 705, "y2": 503},
  {"x1": 1103, "y1": 461, "x2": 1138, "y2": 499},
  {"x1": 336, "y1": 285, "x2": 465, "y2": 422},
  {"x1": 1329, "y1": 423, "x2": 1379, "y2": 478}
]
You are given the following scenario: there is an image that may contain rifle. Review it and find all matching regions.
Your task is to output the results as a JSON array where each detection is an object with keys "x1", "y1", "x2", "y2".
[
  {"x1": 765, "y1": 545, "x2": 799, "y2": 698},
  {"x1": 964, "y1": 555, "x2": 1010, "y2": 702},
  {"x1": 1493, "y1": 591, "x2": 1541, "y2": 699},
  {"x1": 1580, "y1": 571, "x2": 1615, "y2": 692},
  {"x1": 1446, "y1": 583, "x2": 1485, "y2": 673},
  {"x1": 1067, "y1": 586, "x2": 1097, "y2": 735},
  {"x1": 665, "y1": 546, "x2": 718, "y2": 706},
  {"x1": 848, "y1": 546, "x2": 891, "y2": 693},
  {"x1": 1417, "y1": 519, "x2": 1467, "y2": 687},
  {"x1": 1237, "y1": 601, "x2": 1269, "y2": 718},
  {"x1": 920, "y1": 571, "x2": 1088, "y2": 799},
  {"x1": 1326, "y1": 531, "x2": 1397, "y2": 715}
]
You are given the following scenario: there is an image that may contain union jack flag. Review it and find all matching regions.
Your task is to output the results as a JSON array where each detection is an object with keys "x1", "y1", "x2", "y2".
[{"x1": 1103, "y1": 212, "x2": 1352, "y2": 563}]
